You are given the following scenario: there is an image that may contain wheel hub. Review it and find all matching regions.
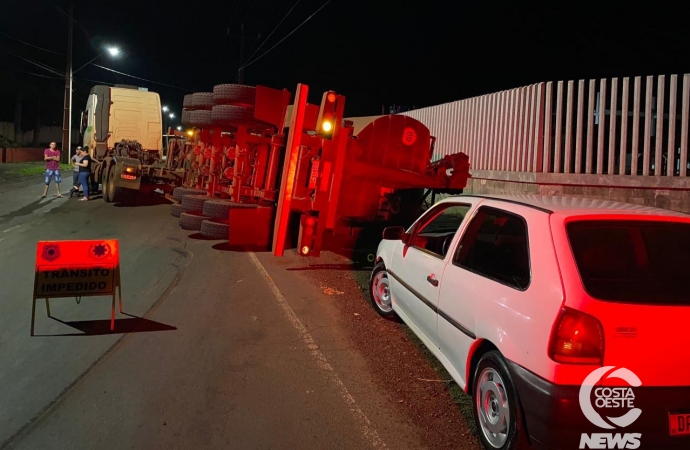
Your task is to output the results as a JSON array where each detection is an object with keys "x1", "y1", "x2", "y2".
[
  {"x1": 372, "y1": 271, "x2": 392, "y2": 313},
  {"x1": 476, "y1": 367, "x2": 510, "y2": 448}
]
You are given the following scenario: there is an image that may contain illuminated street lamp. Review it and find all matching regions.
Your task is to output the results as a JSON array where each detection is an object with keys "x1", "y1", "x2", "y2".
[
  {"x1": 73, "y1": 46, "x2": 120, "y2": 75},
  {"x1": 162, "y1": 110, "x2": 176, "y2": 149}
]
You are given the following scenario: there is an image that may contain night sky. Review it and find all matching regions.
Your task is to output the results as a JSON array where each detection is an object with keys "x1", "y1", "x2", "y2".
[{"x1": 1, "y1": 0, "x2": 689, "y2": 134}]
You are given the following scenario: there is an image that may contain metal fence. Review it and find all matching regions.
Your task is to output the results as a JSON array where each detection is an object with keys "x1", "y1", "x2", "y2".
[{"x1": 402, "y1": 74, "x2": 690, "y2": 177}]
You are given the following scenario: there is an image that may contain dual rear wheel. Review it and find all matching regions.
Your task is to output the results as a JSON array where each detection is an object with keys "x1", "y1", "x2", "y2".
[{"x1": 102, "y1": 165, "x2": 130, "y2": 203}]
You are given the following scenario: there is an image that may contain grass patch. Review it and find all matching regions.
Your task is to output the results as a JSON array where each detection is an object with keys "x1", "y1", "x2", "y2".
[
  {"x1": 400, "y1": 324, "x2": 477, "y2": 434},
  {"x1": 351, "y1": 268, "x2": 478, "y2": 435},
  {"x1": 12, "y1": 163, "x2": 72, "y2": 177}
]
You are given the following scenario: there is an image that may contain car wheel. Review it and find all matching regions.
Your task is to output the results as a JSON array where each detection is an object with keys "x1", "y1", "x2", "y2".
[
  {"x1": 369, "y1": 262, "x2": 398, "y2": 320},
  {"x1": 472, "y1": 351, "x2": 526, "y2": 450}
]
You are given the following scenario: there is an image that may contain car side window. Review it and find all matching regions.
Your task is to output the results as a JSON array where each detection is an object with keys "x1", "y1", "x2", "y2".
[
  {"x1": 410, "y1": 204, "x2": 472, "y2": 259},
  {"x1": 452, "y1": 206, "x2": 531, "y2": 290}
]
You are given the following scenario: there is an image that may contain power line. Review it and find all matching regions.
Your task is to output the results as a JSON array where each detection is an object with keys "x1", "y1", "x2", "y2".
[
  {"x1": 0, "y1": 47, "x2": 63, "y2": 76},
  {"x1": 241, "y1": 0, "x2": 333, "y2": 70},
  {"x1": 45, "y1": 0, "x2": 91, "y2": 42},
  {"x1": 239, "y1": 0, "x2": 258, "y2": 25},
  {"x1": 245, "y1": 0, "x2": 303, "y2": 64},
  {"x1": 0, "y1": 31, "x2": 64, "y2": 55},
  {"x1": 247, "y1": 0, "x2": 280, "y2": 57},
  {"x1": 0, "y1": 66, "x2": 62, "y2": 80},
  {"x1": 26, "y1": 71, "x2": 61, "y2": 80},
  {"x1": 75, "y1": 77, "x2": 117, "y2": 86},
  {"x1": 218, "y1": 0, "x2": 243, "y2": 68},
  {"x1": 46, "y1": 0, "x2": 69, "y2": 19},
  {"x1": 91, "y1": 64, "x2": 192, "y2": 91}
]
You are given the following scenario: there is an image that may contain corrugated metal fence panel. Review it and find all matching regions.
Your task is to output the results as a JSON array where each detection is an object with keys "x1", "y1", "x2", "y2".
[
  {"x1": 403, "y1": 84, "x2": 546, "y2": 167},
  {"x1": 402, "y1": 74, "x2": 690, "y2": 176}
]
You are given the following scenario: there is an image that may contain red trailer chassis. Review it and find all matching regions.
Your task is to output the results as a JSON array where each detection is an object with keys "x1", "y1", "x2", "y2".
[{"x1": 174, "y1": 83, "x2": 471, "y2": 259}]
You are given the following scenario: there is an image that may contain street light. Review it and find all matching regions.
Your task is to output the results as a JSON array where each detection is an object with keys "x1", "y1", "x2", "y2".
[
  {"x1": 73, "y1": 46, "x2": 120, "y2": 75},
  {"x1": 176, "y1": 126, "x2": 182, "y2": 131},
  {"x1": 162, "y1": 111, "x2": 176, "y2": 150}
]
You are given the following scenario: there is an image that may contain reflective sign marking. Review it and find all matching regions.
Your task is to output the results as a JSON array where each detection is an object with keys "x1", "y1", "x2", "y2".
[{"x1": 402, "y1": 127, "x2": 418, "y2": 146}]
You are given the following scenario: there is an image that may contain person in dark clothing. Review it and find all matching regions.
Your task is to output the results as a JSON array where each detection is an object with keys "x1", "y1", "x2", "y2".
[
  {"x1": 73, "y1": 148, "x2": 93, "y2": 201},
  {"x1": 69, "y1": 146, "x2": 84, "y2": 197}
]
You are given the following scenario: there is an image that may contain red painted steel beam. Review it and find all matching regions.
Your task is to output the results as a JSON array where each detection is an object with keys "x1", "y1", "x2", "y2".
[{"x1": 272, "y1": 84, "x2": 309, "y2": 256}]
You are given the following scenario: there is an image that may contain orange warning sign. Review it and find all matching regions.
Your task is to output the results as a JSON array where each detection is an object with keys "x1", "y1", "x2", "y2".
[
  {"x1": 34, "y1": 240, "x2": 119, "y2": 298},
  {"x1": 32, "y1": 240, "x2": 123, "y2": 335}
]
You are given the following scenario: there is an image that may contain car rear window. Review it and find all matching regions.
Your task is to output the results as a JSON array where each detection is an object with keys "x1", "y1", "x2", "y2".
[{"x1": 567, "y1": 220, "x2": 690, "y2": 305}]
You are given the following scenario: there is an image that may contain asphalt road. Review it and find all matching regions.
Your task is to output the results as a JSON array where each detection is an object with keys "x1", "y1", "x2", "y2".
[{"x1": 0, "y1": 177, "x2": 428, "y2": 450}]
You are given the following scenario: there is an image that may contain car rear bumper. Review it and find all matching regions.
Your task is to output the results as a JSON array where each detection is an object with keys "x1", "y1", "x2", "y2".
[{"x1": 506, "y1": 360, "x2": 690, "y2": 450}]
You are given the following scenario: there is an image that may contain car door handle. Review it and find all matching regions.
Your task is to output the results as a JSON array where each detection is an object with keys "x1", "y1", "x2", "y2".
[{"x1": 426, "y1": 275, "x2": 439, "y2": 287}]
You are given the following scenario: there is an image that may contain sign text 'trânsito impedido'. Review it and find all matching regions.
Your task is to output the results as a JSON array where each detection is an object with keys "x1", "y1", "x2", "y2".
[{"x1": 35, "y1": 266, "x2": 114, "y2": 297}]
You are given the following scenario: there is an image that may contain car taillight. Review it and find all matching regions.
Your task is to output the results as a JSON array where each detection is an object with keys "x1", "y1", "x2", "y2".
[{"x1": 549, "y1": 307, "x2": 604, "y2": 365}]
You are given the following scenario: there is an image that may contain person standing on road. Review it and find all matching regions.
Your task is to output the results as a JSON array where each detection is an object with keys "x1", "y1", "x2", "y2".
[
  {"x1": 41, "y1": 142, "x2": 62, "y2": 198},
  {"x1": 74, "y1": 148, "x2": 93, "y2": 201},
  {"x1": 69, "y1": 146, "x2": 84, "y2": 198}
]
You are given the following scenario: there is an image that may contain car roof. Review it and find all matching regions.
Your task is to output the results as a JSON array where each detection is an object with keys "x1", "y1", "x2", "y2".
[{"x1": 442, "y1": 193, "x2": 690, "y2": 218}]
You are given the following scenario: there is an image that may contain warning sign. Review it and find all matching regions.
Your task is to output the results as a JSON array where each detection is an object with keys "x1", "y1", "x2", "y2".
[
  {"x1": 33, "y1": 240, "x2": 119, "y2": 299},
  {"x1": 31, "y1": 240, "x2": 123, "y2": 335}
]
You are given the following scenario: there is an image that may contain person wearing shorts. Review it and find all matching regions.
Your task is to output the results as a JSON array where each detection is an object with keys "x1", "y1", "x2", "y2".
[{"x1": 42, "y1": 142, "x2": 62, "y2": 198}]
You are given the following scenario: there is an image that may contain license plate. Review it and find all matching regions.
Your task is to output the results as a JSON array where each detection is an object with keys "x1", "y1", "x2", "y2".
[{"x1": 669, "y1": 412, "x2": 690, "y2": 436}]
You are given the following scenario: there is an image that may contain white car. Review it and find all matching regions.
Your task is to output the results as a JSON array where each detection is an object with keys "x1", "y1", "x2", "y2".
[{"x1": 369, "y1": 194, "x2": 690, "y2": 450}]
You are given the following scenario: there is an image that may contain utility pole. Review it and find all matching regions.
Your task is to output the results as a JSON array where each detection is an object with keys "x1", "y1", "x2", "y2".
[
  {"x1": 61, "y1": 2, "x2": 74, "y2": 162},
  {"x1": 238, "y1": 23, "x2": 245, "y2": 85}
]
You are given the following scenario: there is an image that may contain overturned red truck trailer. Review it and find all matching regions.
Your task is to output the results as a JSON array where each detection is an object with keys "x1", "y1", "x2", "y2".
[{"x1": 168, "y1": 83, "x2": 471, "y2": 259}]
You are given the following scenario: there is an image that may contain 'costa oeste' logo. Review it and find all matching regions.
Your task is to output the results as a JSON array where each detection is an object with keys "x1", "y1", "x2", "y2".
[{"x1": 579, "y1": 366, "x2": 642, "y2": 429}]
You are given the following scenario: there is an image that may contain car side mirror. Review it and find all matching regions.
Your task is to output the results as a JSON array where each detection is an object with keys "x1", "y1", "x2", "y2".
[{"x1": 382, "y1": 226, "x2": 405, "y2": 241}]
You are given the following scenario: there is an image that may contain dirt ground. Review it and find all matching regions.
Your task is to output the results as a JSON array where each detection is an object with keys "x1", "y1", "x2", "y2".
[{"x1": 278, "y1": 250, "x2": 482, "y2": 450}]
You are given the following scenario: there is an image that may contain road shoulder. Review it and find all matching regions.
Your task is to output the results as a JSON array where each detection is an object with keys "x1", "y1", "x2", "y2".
[{"x1": 254, "y1": 250, "x2": 481, "y2": 450}]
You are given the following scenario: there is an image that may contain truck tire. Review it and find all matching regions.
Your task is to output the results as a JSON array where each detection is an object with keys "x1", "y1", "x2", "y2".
[
  {"x1": 108, "y1": 166, "x2": 133, "y2": 203},
  {"x1": 179, "y1": 211, "x2": 209, "y2": 231},
  {"x1": 202, "y1": 199, "x2": 254, "y2": 219},
  {"x1": 189, "y1": 110, "x2": 213, "y2": 128},
  {"x1": 182, "y1": 94, "x2": 194, "y2": 109},
  {"x1": 188, "y1": 92, "x2": 214, "y2": 111},
  {"x1": 200, "y1": 218, "x2": 229, "y2": 239},
  {"x1": 170, "y1": 203, "x2": 186, "y2": 218},
  {"x1": 212, "y1": 84, "x2": 256, "y2": 108},
  {"x1": 181, "y1": 110, "x2": 192, "y2": 126},
  {"x1": 181, "y1": 194, "x2": 210, "y2": 210},
  {"x1": 211, "y1": 104, "x2": 271, "y2": 130},
  {"x1": 111, "y1": 185, "x2": 133, "y2": 203},
  {"x1": 174, "y1": 203, "x2": 201, "y2": 216},
  {"x1": 172, "y1": 186, "x2": 207, "y2": 202}
]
